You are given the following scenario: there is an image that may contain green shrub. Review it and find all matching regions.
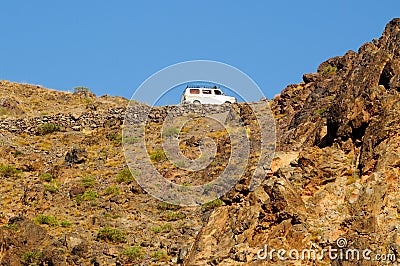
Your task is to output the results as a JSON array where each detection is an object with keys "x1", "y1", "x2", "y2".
[
  {"x1": 151, "y1": 226, "x2": 161, "y2": 233},
  {"x1": 84, "y1": 190, "x2": 98, "y2": 200},
  {"x1": 152, "y1": 250, "x2": 169, "y2": 262},
  {"x1": 116, "y1": 169, "x2": 136, "y2": 184},
  {"x1": 149, "y1": 149, "x2": 166, "y2": 162},
  {"x1": 81, "y1": 176, "x2": 95, "y2": 188},
  {"x1": 13, "y1": 150, "x2": 23, "y2": 157},
  {"x1": 321, "y1": 65, "x2": 337, "y2": 75},
  {"x1": 34, "y1": 215, "x2": 59, "y2": 226},
  {"x1": 104, "y1": 185, "x2": 120, "y2": 196},
  {"x1": 327, "y1": 95, "x2": 336, "y2": 101},
  {"x1": 151, "y1": 223, "x2": 173, "y2": 233},
  {"x1": 163, "y1": 211, "x2": 186, "y2": 221},
  {"x1": 3, "y1": 223, "x2": 18, "y2": 231},
  {"x1": 107, "y1": 133, "x2": 122, "y2": 145},
  {"x1": 120, "y1": 246, "x2": 144, "y2": 262},
  {"x1": 60, "y1": 220, "x2": 73, "y2": 227},
  {"x1": 75, "y1": 189, "x2": 98, "y2": 203},
  {"x1": 40, "y1": 173, "x2": 53, "y2": 182},
  {"x1": 21, "y1": 251, "x2": 43, "y2": 265},
  {"x1": 202, "y1": 198, "x2": 225, "y2": 210},
  {"x1": 34, "y1": 215, "x2": 72, "y2": 228},
  {"x1": 315, "y1": 108, "x2": 326, "y2": 116},
  {"x1": 37, "y1": 123, "x2": 60, "y2": 135},
  {"x1": 157, "y1": 202, "x2": 180, "y2": 211},
  {"x1": 161, "y1": 223, "x2": 173, "y2": 232},
  {"x1": 44, "y1": 180, "x2": 60, "y2": 193},
  {"x1": 0, "y1": 164, "x2": 21, "y2": 177},
  {"x1": 99, "y1": 150, "x2": 108, "y2": 160},
  {"x1": 73, "y1": 86, "x2": 91, "y2": 93},
  {"x1": 97, "y1": 226, "x2": 126, "y2": 243}
]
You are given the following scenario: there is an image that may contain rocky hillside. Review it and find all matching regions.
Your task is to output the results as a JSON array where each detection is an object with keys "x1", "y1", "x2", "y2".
[
  {"x1": 186, "y1": 18, "x2": 400, "y2": 265},
  {"x1": 0, "y1": 82, "x2": 236, "y2": 265},
  {"x1": 0, "y1": 18, "x2": 399, "y2": 265}
]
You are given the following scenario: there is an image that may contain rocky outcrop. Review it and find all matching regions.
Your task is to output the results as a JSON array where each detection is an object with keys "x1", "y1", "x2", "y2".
[
  {"x1": 187, "y1": 18, "x2": 400, "y2": 265},
  {"x1": 0, "y1": 216, "x2": 67, "y2": 265}
]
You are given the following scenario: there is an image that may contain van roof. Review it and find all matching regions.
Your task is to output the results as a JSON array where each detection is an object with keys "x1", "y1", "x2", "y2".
[{"x1": 186, "y1": 86, "x2": 220, "y2": 89}]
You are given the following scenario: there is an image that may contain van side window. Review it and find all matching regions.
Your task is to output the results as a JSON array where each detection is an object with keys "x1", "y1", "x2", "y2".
[
  {"x1": 202, "y1": 89, "x2": 211, "y2": 94},
  {"x1": 189, "y1": 89, "x2": 200, "y2": 94},
  {"x1": 214, "y1": 90, "x2": 222, "y2": 95}
]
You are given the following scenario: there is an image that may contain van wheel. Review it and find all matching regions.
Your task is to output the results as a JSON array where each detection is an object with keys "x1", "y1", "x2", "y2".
[
  {"x1": 224, "y1": 101, "x2": 231, "y2": 104},
  {"x1": 193, "y1": 100, "x2": 201, "y2": 104}
]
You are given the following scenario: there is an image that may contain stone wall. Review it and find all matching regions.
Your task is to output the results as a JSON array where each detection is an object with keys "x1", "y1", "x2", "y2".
[{"x1": 0, "y1": 104, "x2": 236, "y2": 135}]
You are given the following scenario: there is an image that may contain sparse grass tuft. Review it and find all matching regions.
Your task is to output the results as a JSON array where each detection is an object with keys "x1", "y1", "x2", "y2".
[
  {"x1": 73, "y1": 86, "x2": 91, "y2": 93},
  {"x1": 81, "y1": 176, "x2": 95, "y2": 188},
  {"x1": 37, "y1": 123, "x2": 60, "y2": 135},
  {"x1": 151, "y1": 223, "x2": 173, "y2": 233},
  {"x1": 152, "y1": 250, "x2": 169, "y2": 262},
  {"x1": 60, "y1": 220, "x2": 73, "y2": 227},
  {"x1": 107, "y1": 133, "x2": 122, "y2": 145},
  {"x1": 202, "y1": 198, "x2": 225, "y2": 210},
  {"x1": 75, "y1": 189, "x2": 98, "y2": 203},
  {"x1": 161, "y1": 223, "x2": 173, "y2": 232},
  {"x1": 315, "y1": 108, "x2": 326, "y2": 116},
  {"x1": 34, "y1": 214, "x2": 59, "y2": 226},
  {"x1": 34, "y1": 214, "x2": 72, "y2": 228},
  {"x1": 104, "y1": 185, "x2": 120, "y2": 196},
  {"x1": 157, "y1": 202, "x2": 180, "y2": 211},
  {"x1": 151, "y1": 226, "x2": 161, "y2": 233},
  {"x1": 0, "y1": 164, "x2": 21, "y2": 178},
  {"x1": 120, "y1": 246, "x2": 144, "y2": 262},
  {"x1": 13, "y1": 150, "x2": 23, "y2": 157},
  {"x1": 116, "y1": 169, "x2": 137, "y2": 184},
  {"x1": 149, "y1": 149, "x2": 166, "y2": 162},
  {"x1": 328, "y1": 95, "x2": 336, "y2": 101},
  {"x1": 21, "y1": 251, "x2": 43, "y2": 265},
  {"x1": 321, "y1": 65, "x2": 337, "y2": 75},
  {"x1": 40, "y1": 173, "x2": 53, "y2": 182},
  {"x1": 44, "y1": 180, "x2": 60, "y2": 193},
  {"x1": 3, "y1": 223, "x2": 18, "y2": 231},
  {"x1": 97, "y1": 226, "x2": 126, "y2": 243},
  {"x1": 163, "y1": 211, "x2": 186, "y2": 221}
]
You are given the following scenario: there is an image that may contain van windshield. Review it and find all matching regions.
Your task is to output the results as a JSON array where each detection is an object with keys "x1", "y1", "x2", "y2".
[{"x1": 214, "y1": 90, "x2": 222, "y2": 95}]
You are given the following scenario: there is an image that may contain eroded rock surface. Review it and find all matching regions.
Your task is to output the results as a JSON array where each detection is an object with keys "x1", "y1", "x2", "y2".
[{"x1": 187, "y1": 18, "x2": 400, "y2": 265}]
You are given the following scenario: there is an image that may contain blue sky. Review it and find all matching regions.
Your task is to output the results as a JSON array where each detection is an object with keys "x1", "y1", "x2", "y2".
[{"x1": 1, "y1": 1, "x2": 399, "y2": 105}]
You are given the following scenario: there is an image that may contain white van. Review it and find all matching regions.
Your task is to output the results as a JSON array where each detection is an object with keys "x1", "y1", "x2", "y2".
[{"x1": 180, "y1": 87, "x2": 237, "y2": 105}]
